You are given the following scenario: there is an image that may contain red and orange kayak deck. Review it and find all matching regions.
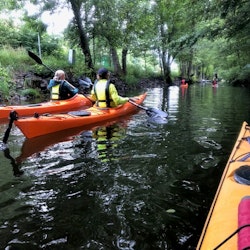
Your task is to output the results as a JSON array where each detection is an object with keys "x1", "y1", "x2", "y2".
[
  {"x1": 14, "y1": 93, "x2": 147, "y2": 139},
  {"x1": 0, "y1": 94, "x2": 92, "y2": 122}
]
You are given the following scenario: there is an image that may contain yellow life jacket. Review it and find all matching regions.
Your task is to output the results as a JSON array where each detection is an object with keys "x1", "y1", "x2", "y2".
[
  {"x1": 94, "y1": 80, "x2": 112, "y2": 108},
  {"x1": 51, "y1": 84, "x2": 60, "y2": 100}
]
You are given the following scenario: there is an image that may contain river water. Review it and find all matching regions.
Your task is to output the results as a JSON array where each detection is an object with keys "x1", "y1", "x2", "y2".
[{"x1": 0, "y1": 83, "x2": 250, "y2": 249}]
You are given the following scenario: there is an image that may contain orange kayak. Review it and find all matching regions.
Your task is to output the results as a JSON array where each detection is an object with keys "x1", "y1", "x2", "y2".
[
  {"x1": 14, "y1": 93, "x2": 147, "y2": 138},
  {"x1": 197, "y1": 121, "x2": 250, "y2": 249},
  {"x1": 0, "y1": 94, "x2": 92, "y2": 122},
  {"x1": 15, "y1": 116, "x2": 133, "y2": 164}
]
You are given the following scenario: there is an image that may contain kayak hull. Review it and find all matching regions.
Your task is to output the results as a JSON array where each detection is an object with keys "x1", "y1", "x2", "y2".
[
  {"x1": 197, "y1": 121, "x2": 250, "y2": 249},
  {"x1": 14, "y1": 93, "x2": 147, "y2": 138},
  {"x1": 16, "y1": 115, "x2": 133, "y2": 163},
  {"x1": 0, "y1": 94, "x2": 92, "y2": 121}
]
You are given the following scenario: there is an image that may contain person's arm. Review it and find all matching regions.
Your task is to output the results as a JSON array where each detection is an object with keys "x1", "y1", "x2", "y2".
[
  {"x1": 47, "y1": 79, "x2": 55, "y2": 89},
  {"x1": 90, "y1": 88, "x2": 97, "y2": 102},
  {"x1": 64, "y1": 81, "x2": 78, "y2": 97},
  {"x1": 109, "y1": 84, "x2": 129, "y2": 106}
]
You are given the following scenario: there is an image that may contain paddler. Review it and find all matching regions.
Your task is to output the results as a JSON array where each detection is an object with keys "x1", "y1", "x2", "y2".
[
  {"x1": 47, "y1": 70, "x2": 78, "y2": 100},
  {"x1": 91, "y1": 68, "x2": 130, "y2": 108}
]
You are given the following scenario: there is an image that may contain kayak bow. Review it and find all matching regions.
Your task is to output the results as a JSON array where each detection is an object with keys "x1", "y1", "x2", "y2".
[{"x1": 197, "y1": 121, "x2": 250, "y2": 249}]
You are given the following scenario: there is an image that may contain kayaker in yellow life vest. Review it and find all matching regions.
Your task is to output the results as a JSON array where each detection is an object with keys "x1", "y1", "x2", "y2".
[
  {"x1": 47, "y1": 70, "x2": 78, "y2": 100},
  {"x1": 91, "y1": 68, "x2": 129, "y2": 108}
]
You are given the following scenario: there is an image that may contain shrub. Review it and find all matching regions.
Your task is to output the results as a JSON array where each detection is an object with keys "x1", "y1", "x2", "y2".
[
  {"x1": 21, "y1": 88, "x2": 41, "y2": 99},
  {"x1": 0, "y1": 65, "x2": 13, "y2": 101}
]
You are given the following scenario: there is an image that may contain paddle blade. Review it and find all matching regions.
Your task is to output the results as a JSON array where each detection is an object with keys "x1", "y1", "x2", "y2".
[
  {"x1": 146, "y1": 108, "x2": 168, "y2": 118},
  {"x1": 147, "y1": 116, "x2": 168, "y2": 125},
  {"x1": 28, "y1": 50, "x2": 43, "y2": 64},
  {"x1": 28, "y1": 50, "x2": 54, "y2": 73}
]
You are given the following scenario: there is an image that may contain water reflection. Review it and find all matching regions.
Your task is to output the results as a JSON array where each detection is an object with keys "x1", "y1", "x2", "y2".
[
  {"x1": 180, "y1": 85, "x2": 188, "y2": 99},
  {"x1": 93, "y1": 124, "x2": 127, "y2": 163},
  {"x1": 1, "y1": 86, "x2": 250, "y2": 249},
  {"x1": 3, "y1": 147, "x2": 23, "y2": 176},
  {"x1": 1, "y1": 118, "x2": 133, "y2": 177},
  {"x1": 167, "y1": 86, "x2": 179, "y2": 121}
]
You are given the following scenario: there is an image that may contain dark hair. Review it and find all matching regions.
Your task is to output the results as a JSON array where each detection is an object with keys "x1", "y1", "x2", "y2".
[{"x1": 97, "y1": 68, "x2": 109, "y2": 79}]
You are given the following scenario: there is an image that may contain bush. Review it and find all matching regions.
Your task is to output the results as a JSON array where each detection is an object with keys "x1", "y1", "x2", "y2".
[
  {"x1": 21, "y1": 88, "x2": 41, "y2": 99},
  {"x1": 0, "y1": 65, "x2": 13, "y2": 101},
  {"x1": 0, "y1": 46, "x2": 30, "y2": 70},
  {"x1": 239, "y1": 65, "x2": 250, "y2": 80}
]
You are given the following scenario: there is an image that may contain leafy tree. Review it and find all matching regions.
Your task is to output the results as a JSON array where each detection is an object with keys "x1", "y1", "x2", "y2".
[
  {"x1": 0, "y1": 0, "x2": 249, "y2": 85},
  {"x1": 203, "y1": 0, "x2": 250, "y2": 82},
  {"x1": 0, "y1": 19, "x2": 21, "y2": 48}
]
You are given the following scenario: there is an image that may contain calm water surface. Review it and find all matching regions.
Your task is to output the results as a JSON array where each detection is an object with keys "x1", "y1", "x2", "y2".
[{"x1": 1, "y1": 83, "x2": 250, "y2": 249}]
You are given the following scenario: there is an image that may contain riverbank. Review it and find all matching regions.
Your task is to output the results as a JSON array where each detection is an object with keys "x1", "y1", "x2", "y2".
[
  {"x1": 7, "y1": 71, "x2": 167, "y2": 103},
  {"x1": 11, "y1": 69, "x2": 250, "y2": 104}
]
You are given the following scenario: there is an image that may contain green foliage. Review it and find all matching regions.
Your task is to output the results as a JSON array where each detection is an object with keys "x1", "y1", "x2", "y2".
[
  {"x1": 238, "y1": 65, "x2": 250, "y2": 81},
  {"x1": 126, "y1": 65, "x2": 146, "y2": 80},
  {"x1": 125, "y1": 63, "x2": 161, "y2": 85},
  {"x1": 0, "y1": 64, "x2": 13, "y2": 100},
  {"x1": 0, "y1": 46, "x2": 30, "y2": 69},
  {"x1": 219, "y1": 0, "x2": 250, "y2": 38},
  {"x1": 0, "y1": 12, "x2": 62, "y2": 55},
  {"x1": 21, "y1": 88, "x2": 41, "y2": 98},
  {"x1": 0, "y1": 0, "x2": 249, "y2": 87},
  {"x1": 0, "y1": 47, "x2": 33, "y2": 100},
  {"x1": 221, "y1": 66, "x2": 240, "y2": 83},
  {"x1": 0, "y1": 19, "x2": 20, "y2": 48}
]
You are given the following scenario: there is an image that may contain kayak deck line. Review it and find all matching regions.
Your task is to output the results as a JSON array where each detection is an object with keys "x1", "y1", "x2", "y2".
[{"x1": 197, "y1": 121, "x2": 250, "y2": 250}]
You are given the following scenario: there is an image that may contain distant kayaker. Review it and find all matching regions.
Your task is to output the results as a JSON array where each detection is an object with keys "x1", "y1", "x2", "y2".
[
  {"x1": 212, "y1": 77, "x2": 217, "y2": 86},
  {"x1": 212, "y1": 73, "x2": 218, "y2": 86},
  {"x1": 181, "y1": 78, "x2": 186, "y2": 85},
  {"x1": 91, "y1": 68, "x2": 129, "y2": 108},
  {"x1": 47, "y1": 70, "x2": 78, "y2": 100}
]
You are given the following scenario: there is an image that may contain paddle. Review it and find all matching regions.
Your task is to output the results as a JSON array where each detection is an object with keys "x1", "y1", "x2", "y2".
[
  {"x1": 28, "y1": 50, "x2": 94, "y2": 104},
  {"x1": 3, "y1": 111, "x2": 18, "y2": 144},
  {"x1": 28, "y1": 50, "x2": 55, "y2": 73},
  {"x1": 129, "y1": 99, "x2": 168, "y2": 118}
]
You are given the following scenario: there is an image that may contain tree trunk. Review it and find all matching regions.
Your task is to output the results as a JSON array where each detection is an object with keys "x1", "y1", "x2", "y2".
[
  {"x1": 110, "y1": 47, "x2": 122, "y2": 75},
  {"x1": 69, "y1": 0, "x2": 95, "y2": 77},
  {"x1": 122, "y1": 48, "x2": 128, "y2": 75},
  {"x1": 162, "y1": 50, "x2": 172, "y2": 84}
]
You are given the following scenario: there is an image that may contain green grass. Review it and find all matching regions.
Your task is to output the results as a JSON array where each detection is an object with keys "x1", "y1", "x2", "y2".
[{"x1": 0, "y1": 47, "x2": 169, "y2": 101}]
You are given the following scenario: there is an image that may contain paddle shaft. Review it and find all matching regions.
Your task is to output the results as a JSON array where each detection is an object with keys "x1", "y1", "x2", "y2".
[
  {"x1": 129, "y1": 99, "x2": 148, "y2": 111},
  {"x1": 129, "y1": 99, "x2": 168, "y2": 118},
  {"x1": 3, "y1": 111, "x2": 18, "y2": 144}
]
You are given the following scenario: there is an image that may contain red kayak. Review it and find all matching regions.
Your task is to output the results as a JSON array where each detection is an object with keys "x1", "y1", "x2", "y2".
[
  {"x1": 0, "y1": 94, "x2": 92, "y2": 122},
  {"x1": 14, "y1": 93, "x2": 147, "y2": 138}
]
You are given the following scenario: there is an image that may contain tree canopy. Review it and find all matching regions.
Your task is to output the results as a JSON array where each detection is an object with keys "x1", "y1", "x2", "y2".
[{"x1": 0, "y1": 0, "x2": 249, "y2": 84}]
